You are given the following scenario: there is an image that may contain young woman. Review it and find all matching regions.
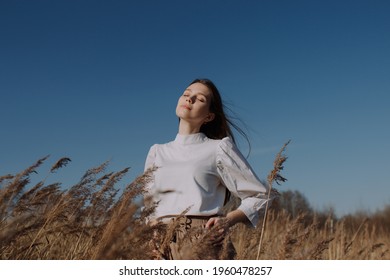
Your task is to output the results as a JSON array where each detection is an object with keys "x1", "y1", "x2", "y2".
[{"x1": 144, "y1": 78, "x2": 269, "y2": 259}]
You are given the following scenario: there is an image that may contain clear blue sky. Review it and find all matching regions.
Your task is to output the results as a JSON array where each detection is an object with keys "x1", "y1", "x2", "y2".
[{"x1": 1, "y1": 0, "x2": 389, "y2": 217}]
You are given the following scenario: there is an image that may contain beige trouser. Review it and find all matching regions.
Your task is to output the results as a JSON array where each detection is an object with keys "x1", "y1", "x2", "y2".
[{"x1": 156, "y1": 216, "x2": 236, "y2": 260}]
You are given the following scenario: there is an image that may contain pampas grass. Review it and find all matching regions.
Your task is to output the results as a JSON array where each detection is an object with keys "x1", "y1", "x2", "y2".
[
  {"x1": 256, "y1": 140, "x2": 290, "y2": 259},
  {"x1": 1, "y1": 144, "x2": 389, "y2": 260}
]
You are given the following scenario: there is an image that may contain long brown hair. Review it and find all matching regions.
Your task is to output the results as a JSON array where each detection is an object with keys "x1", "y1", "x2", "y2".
[
  {"x1": 190, "y1": 78, "x2": 250, "y2": 148},
  {"x1": 191, "y1": 78, "x2": 250, "y2": 205}
]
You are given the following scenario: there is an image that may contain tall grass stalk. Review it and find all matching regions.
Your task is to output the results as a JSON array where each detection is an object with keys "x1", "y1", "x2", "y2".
[{"x1": 256, "y1": 140, "x2": 290, "y2": 260}]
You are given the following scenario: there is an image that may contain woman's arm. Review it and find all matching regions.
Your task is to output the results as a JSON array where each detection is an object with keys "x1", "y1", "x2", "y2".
[
  {"x1": 206, "y1": 209, "x2": 248, "y2": 229},
  {"x1": 216, "y1": 137, "x2": 270, "y2": 227},
  {"x1": 204, "y1": 209, "x2": 248, "y2": 245}
]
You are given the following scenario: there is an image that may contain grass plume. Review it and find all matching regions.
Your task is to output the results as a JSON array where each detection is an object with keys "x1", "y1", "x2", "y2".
[{"x1": 0, "y1": 147, "x2": 389, "y2": 260}]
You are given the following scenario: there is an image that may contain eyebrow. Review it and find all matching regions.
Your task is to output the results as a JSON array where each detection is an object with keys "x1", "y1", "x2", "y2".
[{"x1": 185, "y1": 88, "x2": 208, "y2": 98}]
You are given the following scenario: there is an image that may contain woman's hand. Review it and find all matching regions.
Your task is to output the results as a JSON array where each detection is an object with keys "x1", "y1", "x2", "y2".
[
  {"x1": 205, "y1": 216, "x2": 231, "y2": 231},
  {"x1": 205, "y1": 210, "x2": 249, "y2": 245},
  {"x1": 205, "y1": 217, "x2": 230, "y2": 246}
]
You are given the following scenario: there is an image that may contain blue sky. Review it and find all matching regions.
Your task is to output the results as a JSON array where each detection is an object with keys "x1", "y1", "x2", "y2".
[{"x1": 1, "y1": 0, "x2": 389, "y2": 217}]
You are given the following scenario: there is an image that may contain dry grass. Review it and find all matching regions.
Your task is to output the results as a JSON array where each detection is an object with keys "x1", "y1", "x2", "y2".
[
  {"x1": 1, "y1": 151, "x2": 389, "y2": 260},
  {"x1": 0, "y1": 157, "x2": 157, "y2": 259},
  {"x1": 231, "y1": 208, "x2": 390, "y2": 260}
]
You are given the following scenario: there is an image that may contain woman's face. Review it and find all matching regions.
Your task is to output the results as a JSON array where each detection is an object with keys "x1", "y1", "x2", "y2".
[{"x1": 176, "y1": 82, "x2": 215, "y2": 127}]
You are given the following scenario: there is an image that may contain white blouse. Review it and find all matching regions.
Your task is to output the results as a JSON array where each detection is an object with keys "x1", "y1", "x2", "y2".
[{"x1": 144, "y1": 133, "x2": 269, "y2": 227}]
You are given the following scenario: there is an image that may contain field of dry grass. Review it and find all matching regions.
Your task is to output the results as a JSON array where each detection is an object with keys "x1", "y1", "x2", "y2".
[{"x1": 1, "y1": 153, "x2": 389, "y2": 260}]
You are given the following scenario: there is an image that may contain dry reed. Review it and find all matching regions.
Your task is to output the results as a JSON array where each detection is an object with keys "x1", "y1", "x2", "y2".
[
  {"x1": 256, "y1": 140, "x2": 290, "y2": 259},
  {"x1": 1, "y1": 150, "x2": 389, "y2": 260}
]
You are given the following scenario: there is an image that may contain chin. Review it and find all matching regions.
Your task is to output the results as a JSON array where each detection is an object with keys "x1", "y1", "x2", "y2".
[{"x1": 176, "y1": 109, "x2": 189, "y2": 118}]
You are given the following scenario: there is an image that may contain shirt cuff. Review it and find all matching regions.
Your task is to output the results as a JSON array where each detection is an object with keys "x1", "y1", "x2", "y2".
[{"x1": 238, "y1": 197, "x2": 269, "y2": 227}]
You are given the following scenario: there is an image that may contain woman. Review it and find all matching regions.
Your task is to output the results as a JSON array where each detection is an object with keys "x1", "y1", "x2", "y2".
[{"x1": 144, "y1": 78, "x2": 269, "y2": 259}]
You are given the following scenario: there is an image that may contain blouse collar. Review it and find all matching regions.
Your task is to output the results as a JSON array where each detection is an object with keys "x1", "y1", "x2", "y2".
[{"x1": 174, "y1": 133, "x2": 207, "y2": 145}]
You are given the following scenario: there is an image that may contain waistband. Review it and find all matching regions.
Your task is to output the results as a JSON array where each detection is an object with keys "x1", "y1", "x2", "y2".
[{"x1": 157, "y1": 214, "x2": 220, "y2": 222}]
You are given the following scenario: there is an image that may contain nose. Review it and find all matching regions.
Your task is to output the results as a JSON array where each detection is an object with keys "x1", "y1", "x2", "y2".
[{"x1": 186, "y1": 95, "x2": 194, "y2": 104}]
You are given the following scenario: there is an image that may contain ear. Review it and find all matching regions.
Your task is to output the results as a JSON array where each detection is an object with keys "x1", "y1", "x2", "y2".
[{"x1": 205, "y1": 113, "x2": 215, "y2": 123}]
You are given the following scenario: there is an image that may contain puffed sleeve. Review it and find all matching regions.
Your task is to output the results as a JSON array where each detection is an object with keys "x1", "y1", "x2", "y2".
[
  {"x1": 216, "y1": 137, "x2": 270, "y2": 227},
  {"x1": 143, "y1": 145, "x2": 157, "y2": 216},
  {"x1": 143, "y1": 144, "x2": 158, "y2": 196},
  {"x1": 144, "y1": 144, "x2": 157, "y2": 172}
]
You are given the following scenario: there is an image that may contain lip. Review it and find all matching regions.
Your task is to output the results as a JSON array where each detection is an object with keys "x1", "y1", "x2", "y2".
[{"x1": 180, "y1": 105, "x2": 192, "y2": 110}]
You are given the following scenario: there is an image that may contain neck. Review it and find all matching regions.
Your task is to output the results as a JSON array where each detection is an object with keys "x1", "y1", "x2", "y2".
[{"x1": 178, "y1": 120, "x2": 201, "y2": 135}]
